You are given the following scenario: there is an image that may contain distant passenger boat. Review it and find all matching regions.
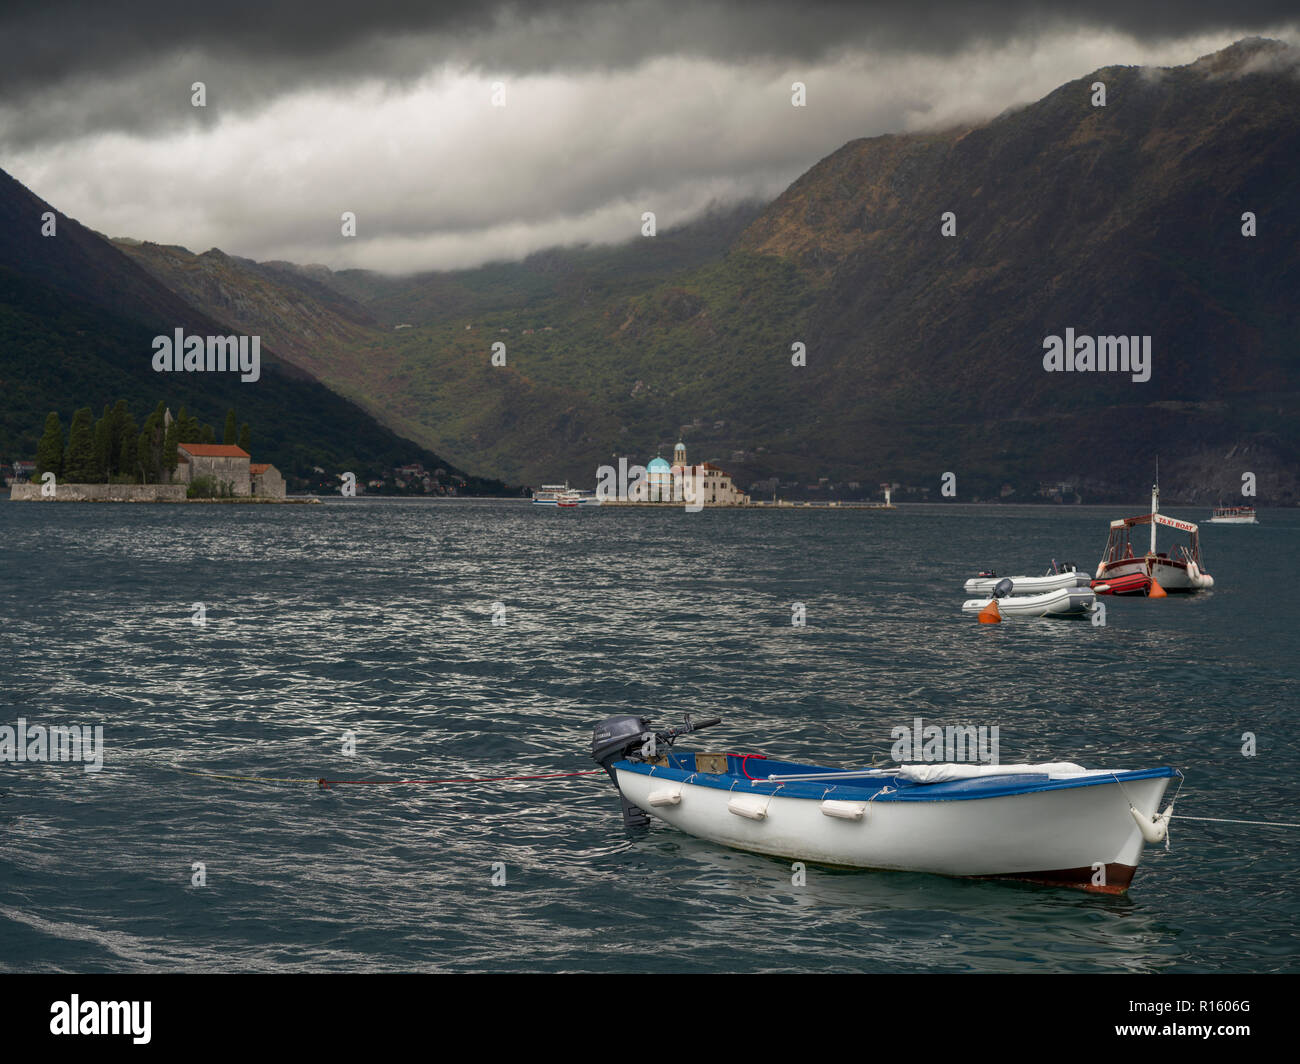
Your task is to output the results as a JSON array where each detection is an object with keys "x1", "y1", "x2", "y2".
[
  {"x1": 1096, "y1": 481, "x2": 1214, "y2": 592},
  {"x1": 1208, "y1": 505, "x2": 1257, "y2": 525},
  {"x1": 532, "y1": 484, "x2": 601, "y2": 506}
]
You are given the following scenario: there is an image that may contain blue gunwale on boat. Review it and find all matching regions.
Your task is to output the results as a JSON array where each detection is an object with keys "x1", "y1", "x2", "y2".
[{"x1": 615, "y1": 753, "x2": 1178, "y2": 802}]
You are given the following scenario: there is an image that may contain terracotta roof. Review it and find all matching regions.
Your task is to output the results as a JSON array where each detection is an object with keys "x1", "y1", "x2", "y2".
[
  {"x1": 250, "y1": 463, "x2": 270, "y2": 474},
  {"x1": 178, "y1": 443, "x2": 250, "y2": 458}
]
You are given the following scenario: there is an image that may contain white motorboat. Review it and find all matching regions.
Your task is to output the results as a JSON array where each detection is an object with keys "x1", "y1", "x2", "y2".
[
  {"x1": 961, "y1": 583, "x2": 1096, "y2": 618},
  {"x1": 592, "y1": 716, "x2": 1179, "y2": 894},
  {"x1": 964, "y1": 566, "x2": 1090, "y2": 595},
  {"x1": 1096, "y1": 480, "x2": 1213, "y2": 591}
]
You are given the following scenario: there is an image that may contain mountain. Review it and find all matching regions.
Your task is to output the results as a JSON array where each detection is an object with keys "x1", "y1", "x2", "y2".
[
  {"x1": 108, "y1": 202, "x2": 774, "y2": 487},
  {"x1": 65, "y1": 39, "x2": 1300, "y2": 502},
  {"x1": 0, "y1": 169, "x2": 511, "y2": 493},
  {"x1": 741, "y1": 36, "x2": 1300, "y2": 500}
]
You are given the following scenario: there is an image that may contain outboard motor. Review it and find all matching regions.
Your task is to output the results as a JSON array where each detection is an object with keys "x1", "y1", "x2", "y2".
[
  {"x1": 592, "y1": 715, "x2": 654, "y2": 829},
  {"x1": 993, "y1": 577, "x2": 1014, "y2": 599},
  {"x1": 591, "y1": 713, "x2": 721, "y2": 830}
]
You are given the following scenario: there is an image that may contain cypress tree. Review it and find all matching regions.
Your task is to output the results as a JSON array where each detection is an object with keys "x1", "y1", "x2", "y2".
[
  {"x1": 238, "y1": 423, "x2": 250, "y2": 453},
  {"x1": 138, "y1": 405, "x2": 165, "y2": 482},
  {"x1": 108, "y1": 400, "x2": 130, "y2": 476},
  {"x1": 63, "y1": 407, "x2": 97, "y2": 482},
  {"x1": 93, "y1": 405, "x2": 112, "y2": 482},
  {"x1": 223, "y1": 408, "x2": 237, "y2": 445},
  {"x1": 177, "y1": 406, "x2": 200, "y2": 445},
  {"x1": 117, "y1": 413, "x2": 138, "y2": 481},
  {"x1": 34, "y1": 412, "x2": 64, "y2": 478},
  {"x1": 200, "y1": 423, "x2": 215, "y2": 444},
  {"x1": 163, "y1": 418, "x2": 180, "y2": 478},
  {"x1": 136, "y1": 429, "x2": 153, "y2": 482}
]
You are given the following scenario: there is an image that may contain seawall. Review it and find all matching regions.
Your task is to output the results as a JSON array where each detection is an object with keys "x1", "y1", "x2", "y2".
[{"x1": 10, "y1": 483, "x2": 188, "y2": 502}]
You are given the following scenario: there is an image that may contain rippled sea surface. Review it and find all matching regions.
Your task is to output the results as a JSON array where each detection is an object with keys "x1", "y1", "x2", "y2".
[{"x1": 1, "y1": 498, "x2": 1297, "y2": 973}]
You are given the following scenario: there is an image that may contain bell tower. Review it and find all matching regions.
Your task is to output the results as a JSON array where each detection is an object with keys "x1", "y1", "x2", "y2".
[{"x1": 673, "y1": 440, "x2": 687, "y2": 467}]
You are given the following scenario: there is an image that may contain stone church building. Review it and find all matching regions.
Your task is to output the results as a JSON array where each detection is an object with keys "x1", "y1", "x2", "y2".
[{"x1": 173, "y1": 443, "x2": 286, "y2": 498}]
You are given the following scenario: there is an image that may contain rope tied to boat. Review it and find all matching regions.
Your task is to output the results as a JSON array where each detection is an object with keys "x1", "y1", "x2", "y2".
[
  {"x1": 1171, "y1": 813, "x2": 1300, "y2": 829},
  {"x1": 176, "y1": 767, "x2": 604, "y2": 789}
]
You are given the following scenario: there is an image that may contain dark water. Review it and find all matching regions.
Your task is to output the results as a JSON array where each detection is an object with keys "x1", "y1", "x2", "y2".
[{"x1": 1, "y1": 498, "x2": 1296, "y2": 973}]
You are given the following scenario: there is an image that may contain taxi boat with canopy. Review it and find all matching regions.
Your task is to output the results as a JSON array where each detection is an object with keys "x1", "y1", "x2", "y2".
[{"x1": 1095, "y1": 480, "x2": 1213, "y2": 592}]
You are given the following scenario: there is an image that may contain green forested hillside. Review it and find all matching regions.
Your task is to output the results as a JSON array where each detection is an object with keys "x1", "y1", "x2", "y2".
[{"x1": 0, "y1": 174, "x2": 511, "y2": 492}]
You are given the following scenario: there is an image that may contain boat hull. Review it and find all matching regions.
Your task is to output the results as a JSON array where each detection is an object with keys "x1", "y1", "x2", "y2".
[
  {"x1": 1092, "y1": 572, "x2": 1152, "y2": 596},
  {"x1": 615, "y1": 762, "x2": 1171, "y2": 893},
  {"x1": 1096, "y1": 556, "x2": 1213, "y2": 591},
  {"x1": 961, "y1": 588, "x2": 1095, "y2": 616}
]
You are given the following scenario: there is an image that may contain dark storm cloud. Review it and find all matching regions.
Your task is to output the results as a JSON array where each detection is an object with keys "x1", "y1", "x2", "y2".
[
  {"x1": 3, "y1": 1, "x2": 1297, "y2": 96},
  {"x1": 1, "y1": 0, "x2": 1294, "y2": 150},
  {"x1": 4, "y1": 1, "x2": 1295, "y2": 272}
]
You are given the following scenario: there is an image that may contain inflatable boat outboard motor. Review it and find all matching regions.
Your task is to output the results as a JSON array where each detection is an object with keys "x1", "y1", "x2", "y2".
[{"x1": 591, "y1": 713, "x2": 721, "y2": 830}]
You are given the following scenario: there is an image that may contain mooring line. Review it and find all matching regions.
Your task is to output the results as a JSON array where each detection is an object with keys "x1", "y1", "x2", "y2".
[
  {"x1": 1173, "y1": 813, "x2": 1300, "y2": 829},
  {"x1": 175, "y1": 769, "x2": 322, "y2": 784},
  {"x1": 173, "y1": 766, "x2": 604, "y2": 788},
  {"x1": 316, "y1": 770, "x2": 604, "y2": 788}
]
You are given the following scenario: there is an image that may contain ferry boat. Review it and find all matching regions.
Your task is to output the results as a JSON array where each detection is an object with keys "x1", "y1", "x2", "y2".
[
  {"x1": 593, "y1": 715, "x2": 1178, "y2": 894},
  {"x1": 1095, "y1": 481, "x2": 1214, "y2": 592},
  {"x1": 1208, "y1": 505, "x2": 1257, "y2": 525},
  {"x1": 532, "y1": 483, "x2": 601, "y2": 506}
]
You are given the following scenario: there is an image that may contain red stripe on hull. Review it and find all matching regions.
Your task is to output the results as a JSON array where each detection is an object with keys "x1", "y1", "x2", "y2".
[{"x1": 971, "y1": 862, "x2": 1136, "y2": 894}]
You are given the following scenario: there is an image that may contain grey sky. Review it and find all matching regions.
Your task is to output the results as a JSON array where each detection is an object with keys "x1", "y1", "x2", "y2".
[{"x1": 2, "y1": 2, "x2": 1295, "y2": 272}]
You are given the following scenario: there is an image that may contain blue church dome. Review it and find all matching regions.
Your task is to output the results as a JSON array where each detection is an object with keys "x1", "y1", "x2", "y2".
[{"x1": 647, "y1": 457, "x2": 671, "y2": 472}]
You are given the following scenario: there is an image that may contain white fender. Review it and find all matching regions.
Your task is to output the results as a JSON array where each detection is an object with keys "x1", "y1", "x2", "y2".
[
  {"x1": 1130, "y1": 801, "x2": 1174, "y2": 844},
  {"x1": 648, "y1": 786, "x2": 683, "y2": 807},
  {"x1": 728, "y1": 795, "x2": 771, "y2": 820},
  {"x1": 821, "y1": 799, "x2": 868, "y2": 820}
]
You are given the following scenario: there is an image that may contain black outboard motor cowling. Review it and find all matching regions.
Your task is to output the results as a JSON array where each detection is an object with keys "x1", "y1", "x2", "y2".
[
  {"x1": 592, "y1": 715, "x2": 653, "y2": 829},
  {"x1": 592, "y1": 714, "x2": 651, "y2": 771}
]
